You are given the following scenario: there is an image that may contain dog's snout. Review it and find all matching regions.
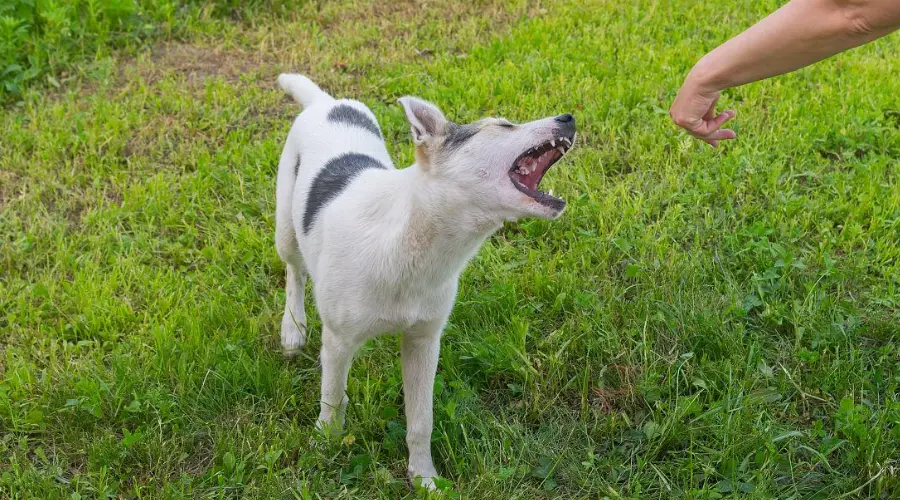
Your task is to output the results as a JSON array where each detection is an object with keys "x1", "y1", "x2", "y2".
[{"x1": 554, "y1": 114, "x2": 574, "y2": 124}]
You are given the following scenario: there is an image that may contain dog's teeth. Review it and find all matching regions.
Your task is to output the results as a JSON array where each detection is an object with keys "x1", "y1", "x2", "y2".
[
  {"x1": 551, "y1": 139, "x2": 556, "y2": 147},
  {"x1": 548, "y1": 189, "x2": 554, "y2": 196},
  {"x1": 563, "y1": 137, "x2": 572, "y2": 146},
  {"x1": 557, "y1": 146, "x2": 566, "y2": 154}
]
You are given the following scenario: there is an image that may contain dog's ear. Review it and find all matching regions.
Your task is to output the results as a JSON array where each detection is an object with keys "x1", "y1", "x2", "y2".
[{"x1": 398, "y1": 96, "x2": 448, "y2": 145}]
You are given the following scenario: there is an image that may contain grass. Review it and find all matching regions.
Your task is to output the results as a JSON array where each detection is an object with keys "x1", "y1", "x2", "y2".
[{"x1": 1, "y1": 0, "x2": 899, "y2": 497}]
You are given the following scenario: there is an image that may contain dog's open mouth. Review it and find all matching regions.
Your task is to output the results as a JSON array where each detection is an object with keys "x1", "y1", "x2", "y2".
[{"x1": 509, "y1": 136, "x2": 574, "y2": 210}]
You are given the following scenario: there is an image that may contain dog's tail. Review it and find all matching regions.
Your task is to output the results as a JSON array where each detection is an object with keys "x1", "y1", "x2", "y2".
[{"x1": 278, "y1": 74, "x2": 331, "y2": 108}]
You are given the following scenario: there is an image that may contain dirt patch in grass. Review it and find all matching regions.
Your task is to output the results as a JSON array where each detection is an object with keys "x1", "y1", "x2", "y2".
[
  {"x1": 177, "y1": 433, "x2": 217, "y2": 479},
  {"x1": 592, "y1": 364, "x2": 642, "y2": 414},
  {"x1": 125, "y1": 0, "x2": 542, "y2": 92},
  {"x1": 140, "y1": 42, "x2": 271, "y2": 87},
  {"x1": 0, "y1": 170, "x2": 20, "y2": 211}
]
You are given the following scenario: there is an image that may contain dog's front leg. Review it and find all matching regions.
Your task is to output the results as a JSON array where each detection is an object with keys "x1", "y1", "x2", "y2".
[
  {"x1": 316, "y1": 326, "x2": 360, "y2": 434},
  {"x1": 401, "y1": 321, "x2": 443, "y2": 489}
]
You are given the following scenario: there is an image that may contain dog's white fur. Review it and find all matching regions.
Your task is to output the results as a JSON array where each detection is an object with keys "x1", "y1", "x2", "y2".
[{"x1": 274, "y1": 74, "x2": 575, "y2": 488}]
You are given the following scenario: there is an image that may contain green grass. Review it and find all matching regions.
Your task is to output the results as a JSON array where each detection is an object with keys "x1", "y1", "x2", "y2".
[{"x1": 2, "y1": 0, "x2": 899, "y2": 497}]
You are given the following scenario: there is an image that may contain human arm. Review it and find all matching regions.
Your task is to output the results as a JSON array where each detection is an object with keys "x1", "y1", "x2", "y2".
[{"x1": 670, "y1": 0, "x2": 900, "y2": 146}]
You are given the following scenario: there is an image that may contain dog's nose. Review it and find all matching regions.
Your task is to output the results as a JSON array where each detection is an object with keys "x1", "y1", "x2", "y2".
[{"x1": 554, "y1": 114, "x2": 574, "y2": 124}]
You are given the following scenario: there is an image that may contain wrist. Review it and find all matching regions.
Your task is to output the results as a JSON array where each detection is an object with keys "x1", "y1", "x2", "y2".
[{"x1": 685, "y1": 55, "x2": 726, "y2": 96}]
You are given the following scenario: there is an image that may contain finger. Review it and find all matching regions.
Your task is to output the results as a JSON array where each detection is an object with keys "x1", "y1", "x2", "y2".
[
  {"x1": 707, "y1": 139, "x2": 719, "y2": 147},
  {"x1": 704, "y1": 128, "x2": 737, "y2": 141},
  {"x1": 693, "y1": 110, "x2": 736, "y2": 138},
  {"x1": 710, "y1": 109, "x2": 736, "y2": 129},
  {"x1": 702, "y1": 95, "x2": 721, "y2": 122}
]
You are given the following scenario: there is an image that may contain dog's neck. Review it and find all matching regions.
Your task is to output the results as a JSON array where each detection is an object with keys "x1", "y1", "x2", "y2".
[{"x1": 389, "y1": 164, "x2": 503, "y2": 284}]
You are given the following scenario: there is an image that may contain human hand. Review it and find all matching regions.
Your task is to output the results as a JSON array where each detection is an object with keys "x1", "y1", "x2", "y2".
[{"x1": 669, "y1": 79, "x2": 736, "y2": 147}]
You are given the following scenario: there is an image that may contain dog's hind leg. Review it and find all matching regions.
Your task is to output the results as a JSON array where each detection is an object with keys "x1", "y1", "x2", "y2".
[
  {"x1": 275, "y1": 148, "x2": 308, "y2": 357},
  {"x1": 275, "y1": 207, "x2": 307, "y2": 356},
  {"x1": 279, "y1": 255, "x2": 308, "y2": 357}
]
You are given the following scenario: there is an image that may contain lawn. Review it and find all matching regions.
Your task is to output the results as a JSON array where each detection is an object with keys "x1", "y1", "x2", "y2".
[{"x1": 1, "y1": 0, "x2": 899, "y2": 497}]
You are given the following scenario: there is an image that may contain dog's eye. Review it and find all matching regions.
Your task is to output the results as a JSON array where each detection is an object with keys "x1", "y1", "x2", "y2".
[{"x1": 498, "y1": 121, "x2": 514, "y2": 129}]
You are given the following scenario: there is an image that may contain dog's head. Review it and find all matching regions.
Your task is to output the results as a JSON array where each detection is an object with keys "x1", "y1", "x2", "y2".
[{"x1": 399, "y1": 96, "x2": 576, "y2": 220}]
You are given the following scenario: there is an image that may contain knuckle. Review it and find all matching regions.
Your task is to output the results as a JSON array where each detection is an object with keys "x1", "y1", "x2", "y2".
[{"x1": 672, "y1": 114, "x2": 690, "y2": 128}]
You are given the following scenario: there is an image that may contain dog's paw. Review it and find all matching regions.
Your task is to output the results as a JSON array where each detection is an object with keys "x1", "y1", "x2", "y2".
[
  {"x1": 313, "y1": 417, "x2": 343, "y2": 440},
  {"x1": 282, "y1": 345, "x2": 303, "y2": 359},
  {"x1": 280, "y1": 318, "x2": 307, "y2": 358},
  {"x1": 309, "y1": 420, "x2": 348, "y2": 454},
  {"x1": 408, "y1": 469, "x2": 440, "y2": 492}
]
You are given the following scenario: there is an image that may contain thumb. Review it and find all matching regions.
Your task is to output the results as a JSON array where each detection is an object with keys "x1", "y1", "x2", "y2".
[{"x1": 710, "y1": 109, "x2": 736, "y2": 129}]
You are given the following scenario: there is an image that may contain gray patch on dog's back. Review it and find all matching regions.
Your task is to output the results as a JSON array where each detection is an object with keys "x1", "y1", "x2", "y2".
[
  {"x1": 303, "y1": 153, "x2": 387, "y2": 233},
  {"x1": 327, "y1": 104, "x2": 382, "y2": 139},
  {"x1": 443, "y1": 122, "x2": 480, "y2": 151}
]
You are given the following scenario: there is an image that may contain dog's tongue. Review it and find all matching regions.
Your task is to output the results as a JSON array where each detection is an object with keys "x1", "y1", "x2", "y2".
[{"x1": 516, "y1": 149, "x2": 560, "y2": 190}]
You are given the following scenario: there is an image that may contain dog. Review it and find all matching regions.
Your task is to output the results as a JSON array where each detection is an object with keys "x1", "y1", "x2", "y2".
[{"x1": 274, "y1": 74, "x2": 575, "y2": 488}]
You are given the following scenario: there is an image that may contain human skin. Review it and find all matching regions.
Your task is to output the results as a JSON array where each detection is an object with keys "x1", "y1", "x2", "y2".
[{"x1": 670, "y1": 0, "x2": 900, "y2": 146}]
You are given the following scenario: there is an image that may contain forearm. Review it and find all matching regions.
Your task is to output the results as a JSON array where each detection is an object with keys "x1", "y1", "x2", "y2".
[{"x1": 686, "y1": 0, "x2": 900, "y2": 93}]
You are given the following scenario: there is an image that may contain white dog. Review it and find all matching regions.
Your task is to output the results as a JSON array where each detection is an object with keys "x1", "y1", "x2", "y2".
[{"x1": 274, "y1": 74, "x2": 575, "y2": 488}]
